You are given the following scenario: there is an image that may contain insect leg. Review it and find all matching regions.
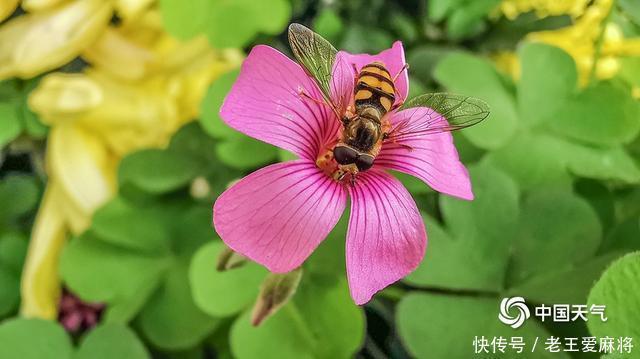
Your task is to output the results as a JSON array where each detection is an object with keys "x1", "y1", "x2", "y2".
[
  {"x1": 383, "y1": 132, "x2": 414, "y2": 151},
  {"x1": 351, "y1": 63, "x2": 359, "y2": 76},
  {"x1": 298, "y1": 88, "x2": 330, "y2": 107},
  {"x1": 392, "y1": 63, "x2": 410, "y2": 82},
  {"x1": 390, "y1": 101, "x2": 405, "y2": 112},
  {"x1": 298, "y1": 87, "x2": 345, "y2": 122},
  {"x1": 342, "y1": 113, "x2": 358, "y2": 126}
]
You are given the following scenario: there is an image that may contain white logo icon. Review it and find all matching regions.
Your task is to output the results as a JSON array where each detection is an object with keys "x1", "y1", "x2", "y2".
[{"x1": 499, "y1": 297, "x2": 530, "y2": 329}]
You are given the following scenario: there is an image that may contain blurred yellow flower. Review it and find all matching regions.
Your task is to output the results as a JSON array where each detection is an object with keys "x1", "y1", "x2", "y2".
[
  {"x1": 498, "y1": 0, "x2": 589, "y2": 20},
  {"x1": 113, "y1": 0, "x2": 156, "y2": 22},
  {"x1": 17, "y1": 5, "x2": 242, "y2": 319},
  {"x1": 494, "y1": 0, "x2": 640, "y2": 87},
  {"x1": 526, "y1": 0, "x2": 634, "y2": 85},
  {"x1": 0, "y1": 0, "x2": 19, "y2": 22},
  {"x1": 492, "y1": 51, "x2": 521, "y2": 80},
  {"x1": 0, "y1": 0, "x2": 112, "y2": 80},
  {"x1": 21, "y1": 0, "x2": 66, "y2": 12}
]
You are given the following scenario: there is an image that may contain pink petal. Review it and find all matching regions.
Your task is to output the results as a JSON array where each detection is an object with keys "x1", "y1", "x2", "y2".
[
  {"x1": 339, "y1": 42, "x2": 408, "y2": 103},
  {"x1": 377, "y1": 108, "x2": 473, "y2": 200},
  {"x1": 213, "y1": 160, "x2": 347, "y2": 272},
  {"x1": 220, "y1": 45, "x2": 337, "y2": 160},
  {"x1": 346, "y1": 169, "x2": 426, "y2": 304}
]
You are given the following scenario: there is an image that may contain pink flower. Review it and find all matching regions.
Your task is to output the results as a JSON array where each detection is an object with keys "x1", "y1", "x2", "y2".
[{"x1": 213, "y1": 42, "x2": 473, "y2": 304}]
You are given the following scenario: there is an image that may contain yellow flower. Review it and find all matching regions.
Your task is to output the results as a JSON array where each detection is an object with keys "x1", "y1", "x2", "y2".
[
  {"x1": 498, "y1": 0, "x2": 590, "y2": 20},
  {"x1": 0, "y1": 0, "x2": 19, "y2": 22},
  {"x1": 21, "y1": 0, "x2": 67, "y2": 12},
  {"x1": 492, "y1": 51, "x2": 521, "y2": 80},
  {"x1": 494, "y1": 0, "x2": 640, "y2": 87},
  {"x1": 525, "y1": 0, "x2": 639, "y2": 85},
  {"x1": 19, "y1": 8, "x2": 242, "y2": 319},
  {"x1": 113, "y1": 0, "x2": 156, "y2": 22},
  {"x1": 0, "y1": 0, "x2": 112, "y2": 81}
]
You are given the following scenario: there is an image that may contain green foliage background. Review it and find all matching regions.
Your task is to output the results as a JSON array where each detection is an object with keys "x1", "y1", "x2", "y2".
[{"x1": 1, "y1": 0, "x2": 640, "y2": 358}]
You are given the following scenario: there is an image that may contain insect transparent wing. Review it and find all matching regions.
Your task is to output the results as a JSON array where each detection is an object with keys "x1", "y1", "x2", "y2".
[
  {"x1": 386, "y1": 93, "x2": 490, "y2": 142},
  {"x1": 288, "y1": 23, "x2": 337, "y2": 102}
]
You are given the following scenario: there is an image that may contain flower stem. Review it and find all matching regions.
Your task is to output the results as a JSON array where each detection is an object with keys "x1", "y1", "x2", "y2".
[{"x1": 378, "y1": 286, "x2": 406, "y2": 301}]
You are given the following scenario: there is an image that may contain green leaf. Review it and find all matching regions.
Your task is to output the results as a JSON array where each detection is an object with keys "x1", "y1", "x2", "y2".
[
  {"x1": 215, "y1": 136, "x2": 278, "y2": 170},
  {"x1": 138, "y1": 205, "x2": 220, "y2": 350},
  {"x1": 168, "y1": 122, "x2": 243, "y2": 197},
  {"x1": 0, "y1": 233, "x2": 27, "y2": 317},
  {"x1": 480, "y1": 13, "x2": 572, "y2": 52},
  {"x1": 447, "y1": 0, "x2": 501, "y2": 39},
  {"x1": 563, "y1": 140, "x2": 640, "y2": 183},
  {"x1": 550, "y1": 81, "x2": 640, "y2": 146},
  {"x1": 517, "y1": 43, "x2": 577, "y2": 125},
  {"x1": 485, "y1": 133, "x2": 640, "y2": 189},
  {"x1": 407, "y1": 45, "x2": 456, "y2": 86},
  {"x1": 389, "y1": 12, "x2": 419, "y2": 44},
  {"x1": 575, "y1": 179, "x2": 616, "y2": 232},
  {"x1": 0, "y1": 267, "x2": 20, "y2": 318},
  {"x1": 90, "y1": 197, "x2": 171, "y2": 254},
  {"x1": 340, "y1": 24, "x2": 394, "y2": 54},
  {"x1": 600, "y1": 217, "x2": 640, "y2": 253},
  {"x1": 482, "y1": 133, "x2": 571, "y2": 191},
  {"x1": 0, "y1": 319, "x2": 73, "y2": 359},
  {"x1": 434, "y1": 52, "x2": 518, "y2": 149},
  {"x1": 397, "y1": 293, "x2": 565, "y2": 358},
  {"x1": 507, "y1": 252, "x2": 622, "y2": 304},
  {"x1": 427, "y1": 0, "x2": 465, "y2": 22},
  {"x1": 75, "y1": 323, "x2": 149, "y2": 359},
  {"x1": 0, "y1": 175, "x2": 40, "y2": 224},
  {"x1": 618, "y1": 57, "x2": 640, "y2": 88},
  {"x1": 159, "y1": 0, "x2": 291, "y2": 48},
  {"x1": 406, "y1": 164, "x2": 519, "y2": 292},
  {"x1": 508, "y1": 190, "x2": 602, "y2": 283},
  {"x1": 168, "y1": 204, "x2": 218, "y2": 258},
  {"x1": 118, "y1": 149, "x2": 202, "y2": 193},
  {"x1": 230, "y1": 276, "x2": 364, "y2": 359},
  {"x1": 313, "y1": 9, "x2": 344, "y2": 46},
  {"x1": 189, "y1": 242, "x2": 267, "y2": 317},
  {"x1": 60, "y1": 233, "x2": 170, "y2": 322},
  {"x1": 200, "y1": 70, "x2": 241, "y2": 140},
  {"x1": 304, "y1": 213, "x2": 348, "y2": 276},
  {"x1": 393, "y1": 171, "x2": 434, "y2": 195},
  {"x1": 587, "y1": 252, "x2": 640, "y2": 343},
  {"x1": 403, "y1": 215, "x2": 460, "y2": 288},
  {"x1": 619, "y1": 0, "x2": 640, "y2": 25},
  {"x1": 20, "y1": 78, "x2": 48, "y2": 138},
  {"x1": 138, "y1": 265, "x2": 219, "y2": 350},
  {"x1": 0, "y1": 102, "x2": 21, "y2": 148},
  {"x1": 277, "y1": 148, "x2": 298, "y2": 162},
  {"x1": 169, "y1": 122, "x2": 222, "y2": 163},
  {"x1": 0, "y1": 232, "x2": 27, "y2": 273}
]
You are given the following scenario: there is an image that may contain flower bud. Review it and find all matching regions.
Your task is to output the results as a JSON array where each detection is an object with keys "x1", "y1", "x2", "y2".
[
  {"x1": 216, "y1": 246, "x2": 247, "y2": 271},
  {"x1": 190, "y1": 176, "x2": 211, "y2": 200},
  {"x1": 251, "y1": 268, "x2": 303, "y2": 326}
]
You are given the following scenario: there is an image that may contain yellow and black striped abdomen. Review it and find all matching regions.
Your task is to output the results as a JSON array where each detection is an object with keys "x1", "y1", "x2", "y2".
[{"x1": 354, "y1": 62, "x2": 396, "y2": 119}]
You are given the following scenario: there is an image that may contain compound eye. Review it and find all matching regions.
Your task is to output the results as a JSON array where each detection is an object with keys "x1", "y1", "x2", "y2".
[
  {"x1": 334, "y1": 145, "x2": 358, "y2": 165},
  {"x1": 355, "y1": 154, "x2": 374, "y2": 171}
]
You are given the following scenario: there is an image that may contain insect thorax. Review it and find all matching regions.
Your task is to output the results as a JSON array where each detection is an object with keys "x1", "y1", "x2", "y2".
[{"x1": 343, "y1": 117, "x2": 381, "y2": 152}]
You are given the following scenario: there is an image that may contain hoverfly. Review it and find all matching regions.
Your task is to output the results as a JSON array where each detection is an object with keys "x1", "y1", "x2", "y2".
[{"x1": 288, "y1": 23, "x2": 489, "y2": 184}]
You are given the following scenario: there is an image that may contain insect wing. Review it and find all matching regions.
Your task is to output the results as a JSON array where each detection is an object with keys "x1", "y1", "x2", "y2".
[
  {"x1": 386, "y1": 93, "x2": 490, "y2": 142},
  {"x1": 288, "y1": 23, "x2": 337, "y2": 103}
]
